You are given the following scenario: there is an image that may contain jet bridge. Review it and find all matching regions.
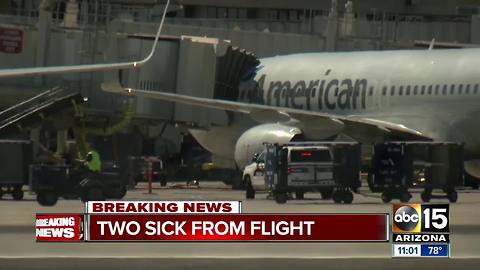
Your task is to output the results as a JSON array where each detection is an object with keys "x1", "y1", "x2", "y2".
[
  {"x1": 114, "y1": 30, "x2": 259, "y2": 129},
  {"x1": 168, "y1": 35, "x2": 259, "y2": 128}
]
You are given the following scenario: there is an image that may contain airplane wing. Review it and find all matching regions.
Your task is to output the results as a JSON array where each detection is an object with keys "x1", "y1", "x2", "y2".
[
  {"x1": 102, "y1": 82, "x2": 431, "y2": 141},
  {"x1": 0, "y1": 0, "x2": 171, "y2": 78}
]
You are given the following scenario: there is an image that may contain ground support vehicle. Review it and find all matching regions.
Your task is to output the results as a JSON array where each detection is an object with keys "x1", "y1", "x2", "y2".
[
  {"x1": 368, "y1": 142, "x2": 463, "y2": 203},
  {"x1": 246, "y1": 142, "x2": 361, "y2": 204}
]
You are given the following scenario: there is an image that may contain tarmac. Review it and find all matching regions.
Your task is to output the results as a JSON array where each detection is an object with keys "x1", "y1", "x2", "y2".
[{"x1": 0, "y1": 181, "x2": 479, "y2": 269}]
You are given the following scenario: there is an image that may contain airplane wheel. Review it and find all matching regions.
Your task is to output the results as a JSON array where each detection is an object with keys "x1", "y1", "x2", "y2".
[
  {"x1": 0, "y1": 188, "x2": 3, "y2": 199},
  {"x1": 381, "y1": 191, "x2": 392, "y2": 203},
  {"x1": 448, "y1": 191, "x2": 458, "y2": 203},
  {"x1": 295, "y1": 191, "x2": 304, "y2": 200},
  {"x1": 275, "y1": 193, "x2": 288, "y2": 204}
]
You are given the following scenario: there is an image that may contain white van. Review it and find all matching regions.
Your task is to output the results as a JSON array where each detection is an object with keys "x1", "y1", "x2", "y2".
[
  {"x1": 286, "y1": 146, "x2": 335, "y2": 187},
  {"x1": 243, "y1": 145, "x2": 335, "y2": 199}
]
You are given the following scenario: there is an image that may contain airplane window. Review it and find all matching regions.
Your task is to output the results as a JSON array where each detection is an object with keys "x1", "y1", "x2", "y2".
[
  {"x1": 466, "y1": 84, "x2": 470, "y2": 94},
  {"x1": 413, "y1": 85, "x2": 418, "y2": 95},
  {"x1": 435, "y1": 85, "x2": 440, "y2": 95},
  {"x1": 421, "y1": 85, "x2": 426, "y2": 95},
  {"x1": 427, "y1": 85, "x2": 433, "y2": 95},
  {"x1": 382, "y1": 86, "x2": 387, "y2": 96},
  {"x1": 390, "y1": 86, "x2": 395, "y2": 96},
  {"x1": 450, "y1": 84, "x2": 455, "y2": 95},
  {"x1": 442, "y1": 85, "x2": 447, "y2": 95},
  {"x1": 406, "y1": 86, "x2": 411, "y2": 95},
  {"x1": 399, "y1": 86, "x2": 404, "y2": 96},
  {"x1": 459, "y1": 84, "x2": 463, "y2": 94},
  {"x1": 475, "y1": 84, "x2": 479, "y2": 94},
  {"x1": 369, "y1": 86, "x2": 374, "y2": 96}
]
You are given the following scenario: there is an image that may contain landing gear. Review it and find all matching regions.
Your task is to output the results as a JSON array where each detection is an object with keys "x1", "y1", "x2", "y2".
[{"x1": 332, "y1": 189, "x2": 354, "y2": 204}]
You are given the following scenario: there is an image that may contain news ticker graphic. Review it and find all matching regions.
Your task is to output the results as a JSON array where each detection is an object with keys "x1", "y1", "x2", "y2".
[
  {"x1": 36, "y1": 201, "x2": 389, "y2": 242},
  {"x1": 391, "y1": 204, "x2": 450, "y2": 258},
  {"x1": 392, "y1": 244, "x2": 450, "y2": 257}
]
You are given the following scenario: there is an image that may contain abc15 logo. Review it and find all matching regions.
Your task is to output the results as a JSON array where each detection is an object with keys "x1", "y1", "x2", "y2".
[{"x1": 392, "y1": 204, "x2": 449, "y2": 233}]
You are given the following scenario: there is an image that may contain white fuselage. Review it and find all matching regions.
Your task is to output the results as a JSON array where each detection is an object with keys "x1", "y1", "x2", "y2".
[{"x1": 191, "y1": 48, "x2": 480, "y2": 168}]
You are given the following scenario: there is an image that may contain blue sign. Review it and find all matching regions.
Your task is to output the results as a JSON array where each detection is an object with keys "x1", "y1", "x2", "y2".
[{"x1": 421, "y1": 244, "x2": 449, "y2": 257}]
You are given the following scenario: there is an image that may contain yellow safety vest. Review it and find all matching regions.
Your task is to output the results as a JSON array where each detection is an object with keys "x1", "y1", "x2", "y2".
[{"x1": 86, "y1": 150, "x2": 101, "y2": 172}]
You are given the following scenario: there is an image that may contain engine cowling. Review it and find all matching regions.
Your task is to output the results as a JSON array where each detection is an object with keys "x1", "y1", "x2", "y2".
[{"x1": 234, "y1": 123, "x2": 303, "y2": 169}]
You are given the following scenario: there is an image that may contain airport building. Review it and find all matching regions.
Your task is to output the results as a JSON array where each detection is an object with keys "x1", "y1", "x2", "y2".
[{"x1": 1, "y1": 0, "x2": 480, "y2": 176}]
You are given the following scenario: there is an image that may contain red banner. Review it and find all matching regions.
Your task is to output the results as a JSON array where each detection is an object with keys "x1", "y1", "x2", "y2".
[
  {"x1": 36, "y1": 214, "x2": 84, "y2": 242},
  {"x1": 87, "y1": 214, "x2": 388, "y2": 242},
  {"x1": 0, "y1": 28, "x2": 22, "y2": 54}
]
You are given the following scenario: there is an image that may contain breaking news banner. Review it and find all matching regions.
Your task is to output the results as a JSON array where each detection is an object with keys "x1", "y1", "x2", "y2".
[
  {"x1": 391, "y1": 204, "x2": 450, "y2": 258},
  {"x1": 35, "y1": 200, "x2": 389, "y2": 242},
  {"x1": 85, "y1": 214, "x2": 388, "y2": 242},
  {"x1": 36, "y1": 214, "x2": 84, "y2": 242},
  {"x1": 85, "y1": 201, "x2": 242, "y2": 214}
]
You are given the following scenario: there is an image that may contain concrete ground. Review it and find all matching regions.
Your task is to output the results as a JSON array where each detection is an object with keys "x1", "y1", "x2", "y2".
[{"x1": 0, "y1": 182, "x2": 479, "y2": 269}]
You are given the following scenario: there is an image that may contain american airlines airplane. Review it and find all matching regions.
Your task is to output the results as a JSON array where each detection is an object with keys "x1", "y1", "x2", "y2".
[
  {"x1": 105, "y1": 48, "x2": 480, "y2": 185},
  {"x1": 1, "y1": 0, "x2": 479, "y2": 187}
]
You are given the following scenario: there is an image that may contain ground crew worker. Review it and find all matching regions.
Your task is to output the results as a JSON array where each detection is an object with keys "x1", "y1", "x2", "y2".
[{"x1": 84, "y1": 149, "x2": 101, "y2": 173}]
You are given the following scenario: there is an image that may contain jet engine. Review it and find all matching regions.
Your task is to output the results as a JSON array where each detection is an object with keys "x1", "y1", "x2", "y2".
[{"x1": 234, "y1": 123, "x2": 303, "y2": 169}]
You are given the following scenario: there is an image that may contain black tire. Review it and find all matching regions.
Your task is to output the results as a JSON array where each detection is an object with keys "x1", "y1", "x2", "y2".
[
  {"x1": 0, "y1": 188, "x2": 3, "y2": 199},
  {"x1": 367, "y1": 172, "x2": 382, "y2": 193},
  {"x1": 231, "y1": 172, "x2": 245, "y2": 190},
  {"x1": 110, "y1": 186, "x2": 127, "y2": 199},
  {"x1": 448, "y1": 191, "x2": 458, "y2": 203},
  {"x1": 160, "y1": 176, "x2": 167, "y2": 187},
  {"x1": 332, "y1": 190, "x2": 342, "y2": 204},
  {"x1": 295, "y1": 191, "x2": 305, "y2": 200},
  {"x1": 320, "y1": 188, "x2": 333, "y2": 200},
  {"x1": 381, "y1": 191, "x2": 392, "y2": 203},
  {"x1": 12, "y1": 187, "x2": 24, "y2": 200},
  {"x1": 246, "y1": 186, "x2": 255, "y2": 199},
  {"x1": 37, "y1": 191, "x2": 58, "y2": 206},
  {"x1": 84, "y1": 186, "x2": 105, "y2": 201},
  {"x1": 343, "y1": 191, "x2": 354, "y2": 204},
  {"x1": 275, "y1": 193, "x2": 288, "y2": 204},
  {"x1": 244, "y1": 176, "x2": 255, "y2": 199},
  {"x1": 421, "y1": 190, "x2": 431, "y2": 202},
  {"x1": 400, "y1": 192, "x2": 411, "y2": 203}
]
